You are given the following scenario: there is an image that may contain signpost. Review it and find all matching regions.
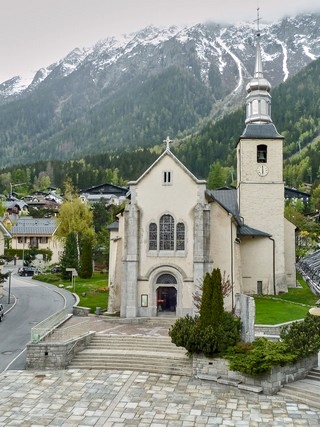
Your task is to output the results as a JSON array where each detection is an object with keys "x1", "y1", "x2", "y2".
[{"x1": 66, "y1": 268, "x2": 78, "y2": 293}]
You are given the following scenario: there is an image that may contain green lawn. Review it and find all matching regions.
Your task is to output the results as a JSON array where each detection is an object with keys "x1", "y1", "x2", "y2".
[
  {"x1": 34, "y1": 270, "x2": 318, "y2": 322},
  {"x1": 254, "y1": 274, "x2": 319, "y2": 324},
  {"x1": 34, "y1": 271, "x2": 108, "y2": 313}
]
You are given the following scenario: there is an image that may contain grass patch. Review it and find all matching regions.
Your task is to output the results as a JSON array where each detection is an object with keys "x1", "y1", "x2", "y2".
[
  {"x1": 255, "y1": 273, "x2": 318, "y2": 324},
  {"x1": 34, "y1": 272, "x2": 108, "y2": 313}
]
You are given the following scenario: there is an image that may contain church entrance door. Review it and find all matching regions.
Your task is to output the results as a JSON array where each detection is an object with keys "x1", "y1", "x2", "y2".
[{"x1": 157, "y1": 286, "x2": 177, "y2": 314}]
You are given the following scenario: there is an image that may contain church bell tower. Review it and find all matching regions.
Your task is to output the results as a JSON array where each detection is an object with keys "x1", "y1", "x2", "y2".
[{"x1": 237, "y1": 31, "x2": 287, "y2": 292}]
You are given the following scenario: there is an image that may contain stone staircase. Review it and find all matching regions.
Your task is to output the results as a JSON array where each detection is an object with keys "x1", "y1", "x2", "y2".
[
  {"x1": 68, "y1": 324, "x2": 192, "y2": 376},
  {"x1": 277, "y1": 367, "x2": 320, "y2": 409}
]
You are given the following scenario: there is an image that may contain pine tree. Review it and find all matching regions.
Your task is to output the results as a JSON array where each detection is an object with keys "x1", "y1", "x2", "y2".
[
  {"x1": 79, "y1": 236, "x2": 93, "y2": 279},
  {"x1": 199, "y1": 272, "x2": 213, "y2": 328},
  {"x1": 60, "y1": 232, "x2": 79, "y2": 280},
  {"x1": 211, "y1": 268, "x2": 224, "y2": 328}
]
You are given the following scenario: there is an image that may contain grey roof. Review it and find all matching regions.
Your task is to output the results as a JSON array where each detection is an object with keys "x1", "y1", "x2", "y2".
[
  {"x1": 107, "y1": 220, "x2": 119, "y2": 231},
  {"x1": 240, "y1": 123, "x2": 283, "y2": 139},
  {"x1": 208, "y1": 189, "x2": 241, "y2": 223},
  {"x1": 11, "y1": 217, "x2": 59, "y2": 236},
  {"x1": 238, "y1": 225, "x2": 271, "y2": 237}
]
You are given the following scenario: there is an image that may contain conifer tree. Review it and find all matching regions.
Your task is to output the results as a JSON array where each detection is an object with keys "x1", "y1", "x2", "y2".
[
  {"x1": 60, "y1": 232, "x2": 79, "y2": 280},
  {"x1": 199, "y1": 272, "x2": 213, "y2": 328},
  {"x1": 211, "y1": 268, "x2": 224, "y2": 328},
  {"x1": 79, "y1": 236, "x2": 93, "y2": 279}
]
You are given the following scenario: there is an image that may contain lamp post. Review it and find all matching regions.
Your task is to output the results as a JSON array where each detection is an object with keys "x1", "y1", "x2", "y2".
[
  {"x1": 7, "y1": 269, "x2": 13, "y2": 304},
  {"x1": 22, "y1": 219, "x2": 26, "y2": 267}
]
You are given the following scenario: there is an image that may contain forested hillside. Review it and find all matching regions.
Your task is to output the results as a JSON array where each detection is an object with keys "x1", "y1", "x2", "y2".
[{"x1": 1, "y1": 47, "x2": 320, "y2": 195}]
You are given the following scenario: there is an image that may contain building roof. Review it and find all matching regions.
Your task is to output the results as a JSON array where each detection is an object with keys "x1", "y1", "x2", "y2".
[
  {"x1": 285, "y1": 187, "x2": 310, "y2": 202},
  {"x1": 0, "y1": 222, "x2": 11, "y2": 238},
  {"x1": 238, "y1": 224, "x2": 271, "y2": 237},
  {"x1": 81, "y1": 183, "x2": 128, "y2": 196},
  {"x1": 207, "y1": 188, "x2": 241, "y2": 223},
  {"x1": 107, "y1": 220, "x2": 119, "y2": 231},
  {"x1": 10, "y1": 217, "x2": 59, "y2": 236},
  {"x1": 240, "y1": 123, "x2": 283, "y2": 139}
]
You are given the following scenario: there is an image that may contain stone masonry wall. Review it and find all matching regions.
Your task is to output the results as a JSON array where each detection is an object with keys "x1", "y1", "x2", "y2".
[
  {"x1": 26, "y1": 332, "x2": 95, "y2": 370},
  {"x1": 193, "y1": 354, "x2": 318, "y2": 394}
]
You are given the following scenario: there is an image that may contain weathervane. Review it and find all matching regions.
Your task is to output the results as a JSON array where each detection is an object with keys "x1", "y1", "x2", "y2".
[{"x1": 254, "y1": 5, "x2": 261, "y2": 38}]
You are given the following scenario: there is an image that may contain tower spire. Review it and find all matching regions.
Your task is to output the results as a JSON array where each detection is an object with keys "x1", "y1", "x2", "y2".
[{"x1": 245, "y1": 8, "x2": 272, "y2": 125}]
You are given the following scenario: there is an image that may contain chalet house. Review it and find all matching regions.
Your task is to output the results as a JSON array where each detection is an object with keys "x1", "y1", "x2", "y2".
[
  {"x1": 80, "y1": 183, "x2": 128, "y2": 206},
  {"x1": 10, "y1": 217, "x2": 63, "y2": 265}
]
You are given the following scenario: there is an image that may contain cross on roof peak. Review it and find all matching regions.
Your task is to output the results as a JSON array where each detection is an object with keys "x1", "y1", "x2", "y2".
[{"x1": 164, "y1": 136, "x2": 172, "y2": 151}]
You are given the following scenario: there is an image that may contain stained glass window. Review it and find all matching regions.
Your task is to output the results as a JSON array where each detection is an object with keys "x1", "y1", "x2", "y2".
[
  {"x1": 176, "y1": 222, "x2": 185, "y2": 250},
  {"x1": 149, "y1": 222, "x2": 157, "y2": 250},
  {"x1": 160, "y1": 214, "x2": 174, "y2": 250}
]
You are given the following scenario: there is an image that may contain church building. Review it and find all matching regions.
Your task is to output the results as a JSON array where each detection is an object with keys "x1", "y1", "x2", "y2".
[{"x1": 107, "y1": 37, "x2": 296, "y2": 318}]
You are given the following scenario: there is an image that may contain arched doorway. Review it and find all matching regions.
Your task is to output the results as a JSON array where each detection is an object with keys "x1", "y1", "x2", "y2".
[{"x1": 156, "y1": 274, "x2": 177, "y2": 315}]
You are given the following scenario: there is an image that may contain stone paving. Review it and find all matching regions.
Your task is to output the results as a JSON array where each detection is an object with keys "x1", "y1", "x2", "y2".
[
  {"x1": 1, "y1": 368, "x2": 320, "y2": 426},
  {"x1": 1, "y1": 315, "x2": 320, "y2": 426}
]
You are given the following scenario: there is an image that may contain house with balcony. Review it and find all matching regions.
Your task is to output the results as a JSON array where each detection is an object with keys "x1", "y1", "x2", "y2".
[{"x1": 10, "y1": 217, "x2": 63, "y2": 265}]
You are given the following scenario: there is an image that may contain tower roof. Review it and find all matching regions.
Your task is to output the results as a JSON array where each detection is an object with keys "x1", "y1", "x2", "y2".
[{"x1": 245, "y1": 38, "x2": 273, "y2": 126}]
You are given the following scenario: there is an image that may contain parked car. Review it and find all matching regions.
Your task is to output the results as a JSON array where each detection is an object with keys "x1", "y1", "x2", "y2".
[
  {"x1": 17, "y1": 266, "x2": 39, "y2": 277},
  {"x1": 0, "y1": 303, "x2": 4, "y2": 321},
  {"x1": 51, "y1": 265, "x2": 61, "y2": 274}
]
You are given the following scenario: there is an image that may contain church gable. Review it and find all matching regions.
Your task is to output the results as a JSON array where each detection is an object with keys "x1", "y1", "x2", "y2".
[{"x1": 129, "y1": 149, "x2": 206, "y2": 211}]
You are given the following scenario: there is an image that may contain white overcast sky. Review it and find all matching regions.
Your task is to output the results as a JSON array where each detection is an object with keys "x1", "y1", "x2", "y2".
[{"x1": 0, "y1": 0, "x2": 320, "y2": 83}]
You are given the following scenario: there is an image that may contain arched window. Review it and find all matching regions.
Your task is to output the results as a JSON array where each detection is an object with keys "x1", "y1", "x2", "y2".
[
  {"x1": 160, "y1": 214, "x2": 174, "y2": 250},
  {"x1": 149, "y1": 223, "x2": 157, "y2": 250},
  {"x1": 257, "y1": 144, "x2": 267, "y2": 163},
  {"x1": 156, "y1": 274, "x2": 177, "y2": 284},
  {"x1": 176, "y1": 222, "x2": 185, "y2": 250}
]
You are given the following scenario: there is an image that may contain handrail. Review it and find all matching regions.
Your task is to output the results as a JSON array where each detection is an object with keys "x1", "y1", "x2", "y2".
[
  {"x1": 43, "y1": 319, "x2": 92, "y2": 344},
  {"x1": 31, "y1": 308, "x2": 69, "y2": 343}
]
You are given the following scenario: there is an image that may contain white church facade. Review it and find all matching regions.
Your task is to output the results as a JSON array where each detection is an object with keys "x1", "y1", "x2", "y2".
[{"x1": 107, "y1": 39, "x2": 296, "y2": 318}]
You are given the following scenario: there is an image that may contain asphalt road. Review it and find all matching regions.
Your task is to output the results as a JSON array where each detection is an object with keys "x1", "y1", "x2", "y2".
[{"x1": 0, "y1": 267, "x2": 75, "y2": 372}]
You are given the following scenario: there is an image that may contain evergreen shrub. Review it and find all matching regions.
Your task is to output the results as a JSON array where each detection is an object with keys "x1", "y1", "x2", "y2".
[
  {"x1": 169, "y1": 268, "x2": 241, "y2": 357},
  {"x1": 280, "y1": 313, "x2": 320, "y2": 359},
  {"x1": 225, "y1": 313, "x2": 320, "y2": 376},
  {"x1": 225, "y1": 338, "x2": 297, "y2": 376}
]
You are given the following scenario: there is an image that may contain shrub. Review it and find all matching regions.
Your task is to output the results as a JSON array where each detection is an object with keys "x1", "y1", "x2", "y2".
[
  {"x1": 280, "y1": 313, "x2": 320, "y2": 359},
  {"x1": 225, "y1": 338, "x2": 297, "y2": 376},
  {"x1": 169, "y1": 309, "x2": 241, "y2": 357},
  {"x1": 168, "y1": 315, "x2": 202, "y2": 355}
]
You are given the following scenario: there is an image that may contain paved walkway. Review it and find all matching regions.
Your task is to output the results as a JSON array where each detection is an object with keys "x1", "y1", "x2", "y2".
[
  {"x1": 1, "y1": 368, "x2": 320, "y2": 426},
  {"x1": 1, "y1": 316, "x2": 320, "y2": 426}
]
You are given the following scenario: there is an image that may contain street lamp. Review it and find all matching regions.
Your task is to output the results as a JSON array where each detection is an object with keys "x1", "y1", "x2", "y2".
[
  {"x1": 7, "y1": 269, "x2": 13, "y2": 304},
  {"x1": 22, "y1": 219, "x2": 26, "y2": 267}
]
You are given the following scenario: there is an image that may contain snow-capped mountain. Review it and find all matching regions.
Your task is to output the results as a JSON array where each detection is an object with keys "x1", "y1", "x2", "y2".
[
  {"x1": 0, "y1": 13, "x2": 319, "y2": 168},
  {"x1": 2, "y1": 14, "x2": 320, "y2": 101}
]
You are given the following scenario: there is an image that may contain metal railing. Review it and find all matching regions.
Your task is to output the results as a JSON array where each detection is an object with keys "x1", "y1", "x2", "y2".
[
  {"x1": 42, "y1": 319, "x2": 92, "y2": 343},
  {"x1": 31, "y1": 308, "x2": 70, "y2": 343}
]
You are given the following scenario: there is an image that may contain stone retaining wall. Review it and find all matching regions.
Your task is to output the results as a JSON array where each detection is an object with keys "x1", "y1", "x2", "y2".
[
  {"x1": 193, "y1": 353, "x2": 318, "y2": 394},
  {"x1": 26, "y1": 332, "x2": 95, "y2": 370},
  {"x1": 73, "y1": 306, "x2": 91, "y2": 316}
]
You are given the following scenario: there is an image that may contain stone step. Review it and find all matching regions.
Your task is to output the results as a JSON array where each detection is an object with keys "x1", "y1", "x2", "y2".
[
  {"x1": 89, "y1": 337, "x2": 184, "y2": 353},
  {"x1": 277, "y1": 379, "x2": 320, "y2": 409},
  {"x1": 70, "y1": 361, "x2": 192, "y2": 376},
  {"x1": 70, "y1": 356, "x2": 192, "y2": 375},
  {"x1": 68, "y1": 332, "x2": 192, "y2": 376},
  {"x1": 75, "y1": 350, "x2": 188, "y2": 360}
]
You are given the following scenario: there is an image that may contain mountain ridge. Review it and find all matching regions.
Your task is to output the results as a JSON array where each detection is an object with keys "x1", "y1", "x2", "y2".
[{"x1": 0, "y1": 13, "x2": 320, "y2": 169}]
